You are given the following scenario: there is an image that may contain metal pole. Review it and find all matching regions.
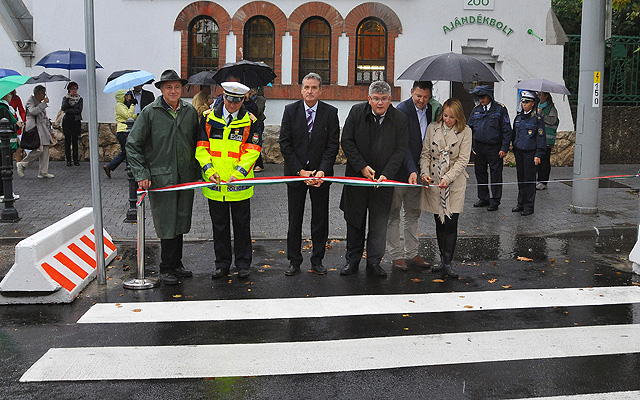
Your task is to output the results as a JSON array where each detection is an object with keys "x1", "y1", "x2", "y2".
[
  {"x1": 571, "y1": 0, "x2": 606, "y2": 214},
  {"x1": 84, "y1": 0, "x2": 106, "y2": 284},
  {"x1": 123, "y1": 195, "x2": 159, "y2": 289},
  {"x1": 0, "y1": 118, "x2": 19, "y2": 222}
]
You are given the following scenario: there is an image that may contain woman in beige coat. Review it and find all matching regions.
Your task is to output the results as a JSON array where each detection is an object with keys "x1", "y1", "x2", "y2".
[{"x1": 420, "y1": 98, "x2": 472, "y2": 278}]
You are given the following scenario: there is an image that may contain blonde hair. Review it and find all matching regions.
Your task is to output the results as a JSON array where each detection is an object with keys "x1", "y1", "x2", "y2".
[{"x1": 438, "y1": 98, "x2": 466, "y2": 132}]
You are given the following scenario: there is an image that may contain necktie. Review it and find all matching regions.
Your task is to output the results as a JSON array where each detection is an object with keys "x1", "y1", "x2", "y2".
[
  {"x1": 227, "y1": 114, "x2": 233, "y2": 126},
  {"x1": 483, "y1": 105, "x2": 488, "y2": 112},
  {"x1": 307, "y1": 109, "x2": 314, "y2": 138}
]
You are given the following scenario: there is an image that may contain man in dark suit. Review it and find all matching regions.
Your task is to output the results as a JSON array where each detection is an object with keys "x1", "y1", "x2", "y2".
[
  {"x1": 387, "y1": 81, "x2": 440, "y2": 271},
  {"x1": 132, "y1": 84, "x2": 155, "y2": 115},
  {"x1": 279, "y1": 72, "x2": 340, "y2": 276},
  {"x1": 340, "y1": 81, "x2": 408, "y2": 277}
]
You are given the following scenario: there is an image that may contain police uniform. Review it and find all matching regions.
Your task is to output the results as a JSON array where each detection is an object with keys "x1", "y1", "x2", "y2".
[
  {"x1": 512, "y1": 91, "x2": 546, "y2": 215},
  {"x1": 467, "y1": 85, "x2": 512, "y2": 209},
  {"x1": 195, "y1": 82, "x2": 261, "y2": 278}
]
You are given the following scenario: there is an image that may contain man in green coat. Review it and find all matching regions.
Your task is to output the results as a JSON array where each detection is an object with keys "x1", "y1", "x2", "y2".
[{"x1": 126, "y1": 69, "x2": 200, "y2": 285}]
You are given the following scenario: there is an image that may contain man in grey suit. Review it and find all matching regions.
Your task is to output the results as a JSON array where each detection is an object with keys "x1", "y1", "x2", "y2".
[{"x1": 279, "y1": 72, "x2": 340, "y2": 276}]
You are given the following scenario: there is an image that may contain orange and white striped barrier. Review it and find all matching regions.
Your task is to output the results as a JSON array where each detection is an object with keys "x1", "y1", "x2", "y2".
[{"x1": 0, "y1": 207, "x2": 117, "y2": 304}]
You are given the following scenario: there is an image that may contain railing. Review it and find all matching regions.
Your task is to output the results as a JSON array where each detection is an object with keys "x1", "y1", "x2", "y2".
[{"x1": 564, "y1": 34, "x2": 640, "y2": 105}]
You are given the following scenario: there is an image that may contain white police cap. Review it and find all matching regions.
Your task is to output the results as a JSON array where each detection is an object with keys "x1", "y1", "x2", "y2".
[
  {"x1": 520, "y1": 90, "x2": 536, "y2": 101},
  {"x1": 222, "y1": 81, "x2": 250, "y2": 102}
]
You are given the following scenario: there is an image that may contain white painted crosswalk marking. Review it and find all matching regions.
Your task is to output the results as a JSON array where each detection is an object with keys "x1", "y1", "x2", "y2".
[
  {"x1": 508, "y1": 391, "x2": 640, "y2": 400},
  {"x1": 77, "y1": 286, "x2": 640, "y2": 324},
  {"x1": 20, "y1": 324, "x2": 640, "y2": 382}
]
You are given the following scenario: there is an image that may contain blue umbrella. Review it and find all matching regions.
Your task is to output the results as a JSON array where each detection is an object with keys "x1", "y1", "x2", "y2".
[
  {"x1": 35, "y1": 50, "x2": 103, "y2": 71},
  {"x1": 103, "y1": 70, "x2": 155, "y2": 93},
  {"x1": 0, "y1": 68, "x2": 20, "y2": 78}
]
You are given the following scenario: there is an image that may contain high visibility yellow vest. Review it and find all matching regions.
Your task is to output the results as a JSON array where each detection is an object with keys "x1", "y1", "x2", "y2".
[{"x1": 195, "y1": 107, "x2": 261, "y2": 201}]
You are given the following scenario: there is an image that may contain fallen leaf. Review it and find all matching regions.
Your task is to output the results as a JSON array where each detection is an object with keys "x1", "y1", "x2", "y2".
[
  {"x1": 325, "y1": 244, "x2": 332, "y2": 250},
  {"x1": 517, "y1": 256, "x2": 533, "y2": 262},
  {"x1": 565, "y1": 260, "x2": 570, "y2": 263},
  {"x1": 172, "y1": 294, "x2": 182, "y2": 298},
  {"x1": 115, "y1": 303, "x2": 121, "y2": 306},
  {"x1": 463, "y1": 305, "x2": 473, "y2": 309},
  {"x1": 402, "y1": 314, "x2": 410, "y2": 317},
  {"x1": 408, "y1": 300, "x2": 415, "y2": 303},
  {"x1": 328, "y1": 268, "x2": 337, "y2": 271},
  {"x1": 245, "y1": 281, "x2": 254, "y2": 285},
  {"x1": 502, "y1": 285, "x2": 512, "y2": 289},
  {"x1": 123, "y1": 265, "x2": 131, "y2": 271},
  {"x1": 115, "y1": 256, "x2": 121, "y2": 260},
  {"x1": 459, "y1": 295, "x2": 465, "y2": 298},
  {"x1": 67, "y1": 203, "x2": 72, "y2": 206},
  {"x1": 403, "y1": 327, "x2": 409, "y2": 331},
  {"x1": 632, "y1": 282, "x2": 640, "y2": 286},
  {"x1": 262, "y1": 265, "x2": 272, "y2": 269},
  {"x1": 247, "y1": 288, "x2": 251, "y2": 292},
  {"x1": 579, "y1": 260, "x2": 586, "y2": 263},
  {"x1": 411, "y1": 278, "x2": 421, "y2": 283},
  {"x1": 251, "y1": 239, "x2": 256, "y2": 243},
  {"x1": 432, "y1": 279, "x2": 444, "y2": 283},
  {"x1": 550, "y1": 258, "x2": 556, "y2": 263},
  {"x1": 488, "y1": 278, "x2": 497, "y2": 283},
  {"x1": 278, "y1": 251, "x2": 285, "y2": 254},
  {"x1": 132, "y1": 309, "x2": 142, "y2": 312}
]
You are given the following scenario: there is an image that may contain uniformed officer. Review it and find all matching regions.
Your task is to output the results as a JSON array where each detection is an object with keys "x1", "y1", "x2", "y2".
[
  {"x1": 195, "y1": 81, "x2": 261, "y2": 279},
  {"x1": 511, "y1": 90, "x2": 546, "y2": 216},
  {"x1": 468, "y1": 85, "x2": 512, "y2": 211}
]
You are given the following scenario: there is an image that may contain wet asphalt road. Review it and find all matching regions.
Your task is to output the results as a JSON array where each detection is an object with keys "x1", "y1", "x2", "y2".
[{"x1": 1, "y1": 232, "x2": 640, "y2": 399}]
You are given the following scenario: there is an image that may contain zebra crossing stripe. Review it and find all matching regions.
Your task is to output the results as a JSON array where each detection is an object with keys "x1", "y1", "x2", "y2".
[
  {"x1": 506, "y1": 391, "x2": 640, "y2": 400},
  {"x1": 20, "y1": 324, "x2": 640, "y2": 382},
  {"x1": 77, "y1": 286, "x2": 640, "y2": 324}
]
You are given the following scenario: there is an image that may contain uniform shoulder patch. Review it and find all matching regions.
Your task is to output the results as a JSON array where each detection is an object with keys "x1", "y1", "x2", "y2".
[{"x1": 248, "y1": 112, "x2": 257, "y2": 122}]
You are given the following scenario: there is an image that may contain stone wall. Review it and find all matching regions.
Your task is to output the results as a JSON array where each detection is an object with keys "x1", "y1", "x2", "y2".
[{"x1": 46, "y1": 105, "x2": 638, "y2": 165}]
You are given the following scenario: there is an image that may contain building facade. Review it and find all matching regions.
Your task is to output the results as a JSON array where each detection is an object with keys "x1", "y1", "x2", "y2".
[{"x1": 1, "y1": 0, "x2": 573, "y2": 130}]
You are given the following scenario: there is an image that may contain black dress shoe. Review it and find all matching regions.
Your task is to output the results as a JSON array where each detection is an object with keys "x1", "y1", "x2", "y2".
[
  {"x1": 521, "y1": 210, "x2": 534, "y2": 216},
  {"x1": 443, "y1": 264, "x2": 459, "y2": 279},
  {"x1": 311, "y1": 264, "x2": 327, "y2": 275},
  {"x1": 74, "y1": 161, "x2": 80, "y2": 166},
  {"x1": 237, "y1": 269, "x2": 251, "y2": 278},
  {"x1": 431, "y1": 259, "x2": 444, "y2": 272},
  {"x1": 160, "y1": 273, "x2": 179, "y2": 285},
  {"x1": 285, "y1": 264, "x2": 300, "y2": 276},
  {"x1": 340, "y1": 264, "x2": 359, "y2": 275},
  {"x1": 366, "y1": 264, "x2": 387, "y2": 277},
  {"x1": 473, "y1": 200, "x2": 490, "y2": 208},
  {"x1": 512, "y1": 206, "x2": 524, "y2": 212},
  {"x1": 211, "y1": 267, "x2": 230, "y2": 279},
  {"x1": 66, "y1": 161, "x2": 72, "y2": 167},
  {"x1": 173, "y1": 266, "x2": 193, "y2": 277},
  {"x1": 487, "y1": 204, "x2": 499, "y2": 211},
  {"x1": 103, "y1": 165, "x2": 111, "y2": 178}
]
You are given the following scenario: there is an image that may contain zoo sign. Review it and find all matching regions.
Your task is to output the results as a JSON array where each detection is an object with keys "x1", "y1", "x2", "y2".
[{"x1": 464, "y1": 0, "x2": 495, "y2": 10}]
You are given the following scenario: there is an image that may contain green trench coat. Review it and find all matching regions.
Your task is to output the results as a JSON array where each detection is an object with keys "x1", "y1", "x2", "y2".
[{"x1": 126, "y1": 96, "x2": 200, "y2": 239}]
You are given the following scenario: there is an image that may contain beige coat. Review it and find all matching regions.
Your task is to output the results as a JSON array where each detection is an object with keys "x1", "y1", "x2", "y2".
[{"x1": 420, "y1": 122, "x2": 472, "y2": 214}]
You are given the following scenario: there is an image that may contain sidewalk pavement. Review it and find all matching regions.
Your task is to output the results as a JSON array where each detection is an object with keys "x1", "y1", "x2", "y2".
[{"x1": 0, "y1": 161, "x2": 637, "y2": 243}]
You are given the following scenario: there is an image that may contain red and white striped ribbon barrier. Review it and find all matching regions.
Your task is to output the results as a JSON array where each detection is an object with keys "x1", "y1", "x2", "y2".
[{"x1": 136, "y1": 171, "x2": 640, "y2": 205}]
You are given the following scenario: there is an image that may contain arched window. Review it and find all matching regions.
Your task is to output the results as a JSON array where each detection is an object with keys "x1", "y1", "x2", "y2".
[
  {"x1": 189, "y1": 16, "x2": 219, "y2": 76},
  {"x1": 355, "y1": 18, "x2": 387, "y2": 84},
  {"x1": 299, "y1": 17, "x2": 331, "y2": 84},
  {"x1": 244, "y1": 16, "x2": 275, "y2": 70}
]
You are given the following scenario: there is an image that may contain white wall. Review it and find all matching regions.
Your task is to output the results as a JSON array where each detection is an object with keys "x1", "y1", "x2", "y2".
[{"x1": 1, "y1": 0, "x2": 571, "y2": 130}]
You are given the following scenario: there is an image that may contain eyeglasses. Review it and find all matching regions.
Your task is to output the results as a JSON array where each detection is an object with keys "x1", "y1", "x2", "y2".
[{"x1": 370, "y1": 96, "x2": 390, "y2": 103}]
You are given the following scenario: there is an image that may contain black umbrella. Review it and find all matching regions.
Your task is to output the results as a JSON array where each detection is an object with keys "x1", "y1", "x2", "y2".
[
  {"x1": 212, "y1": 60, "x2": 276, "y2": 88},
  {"x1": 25, "y1": 72, "x2": 71, "y2": 84},
  {"x1": 398, "y1": 52, "x2": 503, "y2": 83},
  {"x1": 106, "y1": 69, "x2": 140, "y2": 84},
  {"x1": 187, "y1": 70, "x2": 217, "y2": 86}
]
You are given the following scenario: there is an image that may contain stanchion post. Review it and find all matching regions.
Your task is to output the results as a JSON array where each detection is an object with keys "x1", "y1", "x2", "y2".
[
  {"x1": 123, "y1": 118, "x2": 137, "y2": 223},
  {"x1": 0, "y1": 118, "x2": 19, "y2": 223},
  {"x1": 123, "y1": 193, "x2": 159, "y2": 289}
]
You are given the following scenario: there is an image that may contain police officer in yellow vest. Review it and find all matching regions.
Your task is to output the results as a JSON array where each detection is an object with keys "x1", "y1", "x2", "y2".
[{"x1": 196, "y1": 81, "x2": 261, "y2": 279}]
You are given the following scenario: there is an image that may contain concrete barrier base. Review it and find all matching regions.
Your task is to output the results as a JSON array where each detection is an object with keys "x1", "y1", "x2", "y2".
[{"x1": 0, "y1": 208, "x2": 117, "y2": 304}]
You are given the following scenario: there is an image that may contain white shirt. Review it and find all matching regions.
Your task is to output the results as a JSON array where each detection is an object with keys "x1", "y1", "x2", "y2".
[
  {"x1": 304, "y1": 101, "x2": 318, "y2": 125},
  {"x1": 222, "y1": 107, "x2": 239, "y2": 125},
  {"x1": 415, "y1": 104, "x2": 428, "y2": 141},
  {"x1": 133, "y1": 91, "x2": 142, "y2": 114}
]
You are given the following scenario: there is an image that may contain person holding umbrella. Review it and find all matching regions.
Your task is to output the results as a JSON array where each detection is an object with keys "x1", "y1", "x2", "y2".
[
  {"x1": 468, "y1": 85, "x2": 512, "y2": 211},
  {"x1": 103, "y1": 89, "x2": 136, "y2": 178},
  {"x1": 126, "y1": 69, "x2": 200, "y2": 285},
  {"x1": 60, "y1": 81, "x2": 83, "y2": 166},
  {"x1": 511, "y1": 91, "x2": 546, "y2": 216},
  {"x1": 536, "y1": 91, "x2": 559, "y2": 190},
  {"x1": 17, "y1": 85, "x2": 54, "y2": 179}
]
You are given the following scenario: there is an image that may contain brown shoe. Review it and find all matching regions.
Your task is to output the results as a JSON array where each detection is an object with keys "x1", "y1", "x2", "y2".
[
  {"x1": 392, "y1": 259, "x2": 408, "y2": 271},
  {"x1": 407, "y1": 256, "x2": 431, "y2": 268}
]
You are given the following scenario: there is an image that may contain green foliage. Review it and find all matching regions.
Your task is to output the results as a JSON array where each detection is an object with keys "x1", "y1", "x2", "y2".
[{"x1": 553, "y1": 0, "x2": 640, "y2": 36}]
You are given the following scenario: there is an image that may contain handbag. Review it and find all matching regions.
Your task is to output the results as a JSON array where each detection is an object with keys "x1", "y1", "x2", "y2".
[{"x1": 20, "y1": 125, "x2": 40, "y2": 150}]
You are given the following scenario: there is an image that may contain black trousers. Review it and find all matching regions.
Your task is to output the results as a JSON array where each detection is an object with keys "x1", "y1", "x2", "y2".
[
  {"x1": 286, "y1": 183, "x2": 330, "y2": 266},
  {"x1": 536, "y1": 145, "x2": 552, "y2": 183},
  {"x1": 159, "y1": 234, "x2": 183, "y2": 273},
  {"x1": 208, "y1": 198, "x2": 252, "y2": 270},
  {"x1": 434, "y1": 213, "x2": 459, "y2": 262},
  {"x1": 62, "y1": 118, "x2": 81, "y2": 163},
  {"x1": 345, "y1": 187, "x2": 393, "y2": 267},
  {"x1": 514, "y1": 148, "x2": 537, "y2": 211},
  {"x1": 474, "y1": 141, "x2": 503, "y2": 205}
]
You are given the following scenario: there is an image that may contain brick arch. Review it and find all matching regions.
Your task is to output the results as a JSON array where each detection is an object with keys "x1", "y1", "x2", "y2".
[
  {"x1": 288, "y1": 2, "x2": 345, "y2": 85},
  {"x1": 345, "y1": 3, "x2": 403, "y2": 86},
  {"x1": 232, "y1": 2, "x2": 287, "y2": 84},
  {"x1": 174, "y1": 1, "x2": 232, "y2": 78}
]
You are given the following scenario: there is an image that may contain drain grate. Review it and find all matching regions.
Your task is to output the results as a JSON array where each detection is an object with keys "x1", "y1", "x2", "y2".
[{"x1": 561, "y1": 178, "x2": 632, "y2": 188}]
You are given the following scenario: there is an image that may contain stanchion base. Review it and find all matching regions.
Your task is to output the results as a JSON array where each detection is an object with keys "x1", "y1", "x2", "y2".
[{"x1": 123, "y1": 278, "x2": 160, "y2": 290}]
